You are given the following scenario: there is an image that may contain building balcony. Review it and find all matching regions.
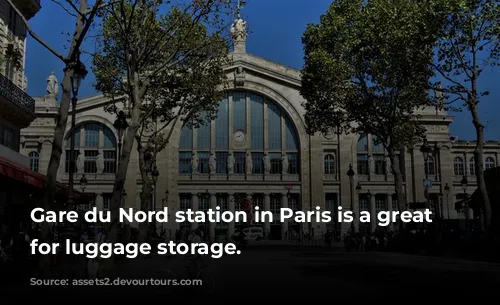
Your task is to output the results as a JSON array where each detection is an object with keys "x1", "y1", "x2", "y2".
[
  {"x1": 12, "y1": 0, "x2": 42, "y2": 20},
  {"x1": 0, "y1": 73, "x2": 36, "y2": 128}
]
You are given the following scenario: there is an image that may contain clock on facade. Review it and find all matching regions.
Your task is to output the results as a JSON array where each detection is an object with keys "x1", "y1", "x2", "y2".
[{"x1": 233, "y1": 129, "x2": 246, "y2": 143}]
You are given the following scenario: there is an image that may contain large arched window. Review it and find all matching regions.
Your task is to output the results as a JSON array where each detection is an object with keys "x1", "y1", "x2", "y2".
[
  {"x1": 453, "y1": 157, "x2": 464, "y2": 176},
  {"x1": 65, "y1": 122, "x2": 117, "y2": 174},
  {"x1": 179, "y1": 92, "x2": 300, "y2": 175},
  {"x1": 485, "y1": 157, "x2": 495, "y2": 170},
  {"x1": 469, "y1": 157, "x2": 476, "y2": 176},
  {"x1": 424, "y1": 156, "x2": 435, "y2": 177},
  {"x1": 29, "y1": 151, "x2": 39, "y2": 172},
  {"x1": 356, "y1": 134, "x2": 385, "y2": 175}
]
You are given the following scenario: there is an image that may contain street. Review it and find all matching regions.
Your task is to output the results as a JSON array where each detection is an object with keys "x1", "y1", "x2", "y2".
[{"x1": 8, "y1": 247, "x2": 500, "y2": 300}]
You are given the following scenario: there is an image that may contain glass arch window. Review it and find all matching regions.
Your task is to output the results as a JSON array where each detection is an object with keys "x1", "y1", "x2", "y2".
[
  {"x1": 453, "y1": 157, "x2": 464, "y2": 176},
  {"x1": 356, "y1": 134, "x2": 386, "y2": 175},
  {"x1": 29, "y1": 151, "x2": 39, "y2": 172},
  {"x1": 65, "y1": 122, "x2": 117, "y2": 174},
  {"x1": 179, "y1": 91, "x2": 300, "y2": 175},
  {"x1": 485, "y1": 157, "x2": 495, "y2": 170}
]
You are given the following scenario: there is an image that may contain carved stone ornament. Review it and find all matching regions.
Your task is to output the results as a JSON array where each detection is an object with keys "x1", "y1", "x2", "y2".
[{"x1": 234, "y1": 66, "x2": 245, "y2": 87}]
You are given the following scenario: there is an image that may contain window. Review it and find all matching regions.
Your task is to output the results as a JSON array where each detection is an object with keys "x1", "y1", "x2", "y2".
[
  {"x1": 197, "y1": 117, "x2": 211, "y2": 150},
  {"x1": 270, "y1": 194, "x2": 281, "y2": 224},
  {"x1": 215, "y1": 97, "x2": 229, "y2": 149},
  {"x1": 65, "y1": 123, "x2": 117, "y2": 174},
  {"x1": 324, "y1": 154, "x2": 335, "y2": 175},
  {"x1": 325, "y1": 193, "x2": 337, "y2": 224},
  {"x1": 269, "y1": 153, "x2": 281, "y2": 174},
  {"x1": 103, "y1": 193, "x2": 112, "y2": 210},
  {"x1": 392, "y1": 194, "x2": 398, "y2": 211},
  {"x1": 198, "y1": 152, "x2": 210, "y2": 174},
  {"x1": 233, "y1": 92, "x2": 246, "y2": 132},
  {"x1": 178, "y1": 92, "x2": 300, "y2": 178},
  {"x1": 216, "y1": 194, "x2": 228, "y2": 227},
  {"x1": 1, "y1": 125, "x2": 15, "y2": 150},
  {"x1": 179, "y1": 152, "x2": 192, "y2": 174},
  {"x1": 216, "y1": 152, "x2": 228, "y2": 174},
  {"x1": 469, "y1": 157, "x2": 475, "y2": 176},
  {"x1": 234, "y1": 152, "x2": 245, "y2": 174},
  {"x1": 357, "y1": 134, "x2": 388, "y2": 175},
  {"x1": 252, "y1": 152, "x2": 264, "y2": 174},
  {"x1": 287, "y1": 153, "x2": 299, "y2": 175},
  {"x1": 287, "y1": 194, "x2": 299, "y2": 224},
  {"x1": 425, "y1": 156, "x2": 436, "y2": 177},
  {"x1": 180, "y1": 194, "x2": 192, "y2": 227},
  {"x1": 8, "y1": 5, "x2": 17, "y2": 37},
  {"x1": 485, "y1": 157, "x2": 495, "y2": 170},
  {"x1": 29, "y1": 152, "x2": 39, "y2": 172},
  {"x1": 454, "y1": 157, "x2": 464, "y2": 176},
  {"x1": 250, "y1": 94, "x2": 264, "y2": 149},
  {"x1": 267, "y1": 103, "x2": 281, "y2": 149},
  {"x1": 375, "y1": 195, "x2": 386, "y2": 214}
]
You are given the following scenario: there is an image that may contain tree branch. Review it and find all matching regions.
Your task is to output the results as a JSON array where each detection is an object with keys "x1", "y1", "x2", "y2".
[
  {"x1": 50, "y1": 0, "x2": 79, "y2": 18},
  {"x1": 6, "y1": 0, "x2": 65, "y2": 62}
]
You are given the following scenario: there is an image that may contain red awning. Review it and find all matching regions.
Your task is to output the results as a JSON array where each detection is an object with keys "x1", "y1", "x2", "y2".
[
  {"x1": 0, "y1": 156, "x2": 94, "y2": 203},
  {"x1": 0, "y1": 156, "x2": 45, "y2": 188}
]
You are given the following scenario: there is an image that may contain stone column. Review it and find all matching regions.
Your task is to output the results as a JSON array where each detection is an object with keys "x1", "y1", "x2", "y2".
[
  {"x1": 191, "y1": 193, "x2": 198, "y2": 230},
  {"x1": 264, "y1": 193, "x2": 271, "y2": 238},
  {"x1": 228, "y1": 193, "x2": 235, "y2": 237},
  {"x1": 370, "y1": 194, "x2": 376, "y2": 232},
  {"x1": 210, "y1": 193, "x2": 217, "y2": 241},
  {"x1": 386, "y1": 193, "x2": 393, "y2": 231},
  {"x1": 281, "y1": 193, "x2": 288, "y2": 240}
]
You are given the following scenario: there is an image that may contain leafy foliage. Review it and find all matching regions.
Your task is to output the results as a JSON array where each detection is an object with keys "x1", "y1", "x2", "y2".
[
  {"x1": 432, "y1": 0, "x2": 500, "y2": 108},
  {"x1": 301, "y1": 0, "x2": 447, "y2": 152},
  {"x1": 93, "y1": 0, "x2": 232, "y2": 135}
]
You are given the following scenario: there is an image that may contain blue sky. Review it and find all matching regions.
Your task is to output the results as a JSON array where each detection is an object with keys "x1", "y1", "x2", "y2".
[{"x1": 25, "y1": 0, "x2": 499, "y2": 140}]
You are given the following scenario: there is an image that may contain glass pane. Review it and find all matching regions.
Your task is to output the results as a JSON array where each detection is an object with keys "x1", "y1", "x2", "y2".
[
  {"x1": 250, "y1": 94, "x2": 264, "y2": 149},
  {"x1": 267, "y1": 102, "x2": 282, "y2": 149},
  {"x1": 215, "y1": 97, "x2": 229, "y2": 149},
  {"x1": 233, "y1": 92, "x2": 246, "y2": 132}
]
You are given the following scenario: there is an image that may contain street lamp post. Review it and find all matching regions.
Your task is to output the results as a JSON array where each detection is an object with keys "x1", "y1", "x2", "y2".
[
  {"x1": 113, "y1": 111, "x2": 129, "y2": 161},
  {"x1": 347, "y1": 164, "x2": 355, "y2": 232},
  {"x1": 444, "y1": 183, "x2": 450, "y2": 220},
  {"x1": 67, "y1": 57, "x2": 88, "y2": 209},
  {"x1": 461, "y1": 175, "x2": 468, "y2": 229}
]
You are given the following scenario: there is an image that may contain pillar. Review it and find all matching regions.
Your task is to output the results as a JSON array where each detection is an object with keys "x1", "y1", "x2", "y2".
[
  {"x1": 228, "y1": 193, "x2": 235, "y2": 237},
  {"x1": 370, "y1": 194, "x2": 376, "y2": 232},
  {"x1": 191, "y1": 193, "x2": 198, "y2": 229},
  {"x1": 264, "y1": 193, "x2": 271, "y2": 238},
  {"x1": 210, "y1": 193, "x2": 217, "y2": 241},
  {"x1": 386, "y1": 193, "x2": 393, "y2": 231},
  {"x1": 281, "y1": 193, "x2": 288, "y2": 240}
]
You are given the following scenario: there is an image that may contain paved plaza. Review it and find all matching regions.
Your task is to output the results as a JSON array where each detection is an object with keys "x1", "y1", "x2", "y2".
[{"x1": 18, "y1": 246, "x2": 500, "y2": 300}]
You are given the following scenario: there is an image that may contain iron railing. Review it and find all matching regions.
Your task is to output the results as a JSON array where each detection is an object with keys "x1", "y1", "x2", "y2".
[{"x1": 0, "y1": 73, "x2": 35, "y2": 115}]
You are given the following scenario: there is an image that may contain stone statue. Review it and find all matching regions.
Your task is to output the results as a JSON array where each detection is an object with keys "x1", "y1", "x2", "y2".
[
  {"x1": 96, "y1": 149, "x2": 104, "y2": 174},
  {"x1": 245, "y1": 152, "x2": 253, "y2": 174},
  {"x1": 230, "y1": 18, "x2": 247, "y2": 41},
  {"x1": 385, "y1": 156, "x2": 392, "y2": 175},
  {"x1": 76, "y1": 149, "x2": 85, "y2": 173},
  {"x1": 281, "y1": 154, "x2": 289, "y2": 175},
  {"x1": 46, "y1": 71, "x2": 58, "y2": 97},
  {"x1": 191, "y1": 153, "x2": 198, "y2": 174},
  {"x1": 368, "y1": 154, "x2": 375, "y2": 174},
  {"x1": 234, "y1": 66, "x2": 246, "y2": 86},
  {"x1": 263, "y1": 153, "x2": 271, "y2": 174},
  {"x1": 209, "y1": 153, "x2": 216, "y2": 174},
  {"x1": 227, "y1": 152, "x2": 235, "y2": 174}
]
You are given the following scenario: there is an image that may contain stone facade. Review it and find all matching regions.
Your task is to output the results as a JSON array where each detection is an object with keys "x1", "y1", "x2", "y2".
[{"x1": 20, "y1": 17, "x2": 500, "y2": 240}]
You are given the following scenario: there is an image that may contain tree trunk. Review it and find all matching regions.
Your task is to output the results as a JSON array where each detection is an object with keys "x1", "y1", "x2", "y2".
[
  {"x1": 470, "y1": 105, "x2": 492, "y2": 237},
  {"x1": 136, "y1": 140, "x2": 153, "y2": 242},
  {"x1": 37, "y1": 71, "x2": 73, "y2": 278},
  {"x1": 390, "y1": 151, "x2": 406, "y2": 232}
]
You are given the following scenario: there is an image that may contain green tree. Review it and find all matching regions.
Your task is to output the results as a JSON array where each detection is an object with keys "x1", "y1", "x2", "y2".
[
  {"x1": 92, "y1": 0, "x2": 233, "y2": 242},
  {"x1": 7, "y1": 0, "x2": 106, "y2": 278},
  {"x1": 431, "y1": 0, "x2": 500, "y2": 237},
  {"x1": 301, "y1": 0, "x2": 446, "y2": 230}
]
